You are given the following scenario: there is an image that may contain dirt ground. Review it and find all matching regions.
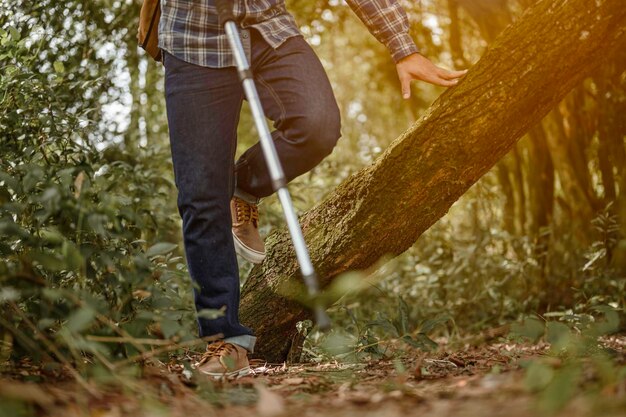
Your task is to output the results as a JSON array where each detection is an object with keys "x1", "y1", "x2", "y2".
[{"x1": 1, "y1": 337, "x2": 625, "y2": 417}]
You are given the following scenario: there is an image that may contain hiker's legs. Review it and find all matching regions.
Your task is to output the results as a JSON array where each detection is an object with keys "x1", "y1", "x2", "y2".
[
  {"x1": 234, "y1": 31, "x2": 341, "y2": 199},
  {"x1": 163, "y1": 51, "x2": 255, "y2": 350}
]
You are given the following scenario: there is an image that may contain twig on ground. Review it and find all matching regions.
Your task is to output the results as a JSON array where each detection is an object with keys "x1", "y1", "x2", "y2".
[
  {"x1": 112, "y1": 334, "x2": 223, "y2": 370},
  {"x1": 86, "y1": 335, "x2": 179, "y2": 345},
  {"x1": 9, "y1": 302, "x2": 99, "y2": 397}
]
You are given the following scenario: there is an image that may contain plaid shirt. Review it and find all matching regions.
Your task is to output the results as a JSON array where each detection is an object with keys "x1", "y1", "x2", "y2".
[{"x1": 158, "y1": 0, "x2": 419, "y2": 68}]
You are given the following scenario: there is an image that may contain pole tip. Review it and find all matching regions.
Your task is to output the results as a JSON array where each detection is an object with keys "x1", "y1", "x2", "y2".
[{"x1": 315, "y1": 305, "x2": 331, "y2": 332}]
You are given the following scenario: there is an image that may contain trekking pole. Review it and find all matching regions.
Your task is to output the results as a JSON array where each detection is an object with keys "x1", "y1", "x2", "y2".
[{"x1": 215, "y1": 0, "x2": 331, "y2": 331}]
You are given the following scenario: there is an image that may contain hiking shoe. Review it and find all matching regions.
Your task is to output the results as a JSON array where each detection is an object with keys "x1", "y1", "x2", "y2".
[
  {"x1": 197, "y1": 341, "x2": 250, "y2": 378},
  {"x1": 231, "y1": 196, "x2": 265, "y2": 264}
]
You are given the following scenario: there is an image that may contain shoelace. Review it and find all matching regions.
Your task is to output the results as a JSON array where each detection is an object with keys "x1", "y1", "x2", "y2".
[
  {"x1": 234, "y1": 198, "x2": 259, "y2": 228},
  {"x1": 198, "y1": 341, "x2": 236, "y2": 364}
]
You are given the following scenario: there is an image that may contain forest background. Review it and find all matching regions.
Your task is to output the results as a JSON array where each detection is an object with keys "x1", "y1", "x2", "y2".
[{"x1": 0, "y1": 0, "x2": 625, "y2": 415}]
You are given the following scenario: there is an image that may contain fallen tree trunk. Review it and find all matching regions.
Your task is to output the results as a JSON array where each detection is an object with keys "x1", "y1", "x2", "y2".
[{"x1": 240, "y1": 0, "x2": 626, "y2": 362}]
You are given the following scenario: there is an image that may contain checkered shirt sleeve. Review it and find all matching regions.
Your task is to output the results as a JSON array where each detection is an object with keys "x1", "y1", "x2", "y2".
[{"x1": 346, "y1": 0, "x2": 419, "y2": 62}]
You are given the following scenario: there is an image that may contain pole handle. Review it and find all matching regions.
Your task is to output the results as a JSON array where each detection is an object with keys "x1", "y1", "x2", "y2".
[{"x1": 215, "y1": 0, "x2": 235, "y2": 23}]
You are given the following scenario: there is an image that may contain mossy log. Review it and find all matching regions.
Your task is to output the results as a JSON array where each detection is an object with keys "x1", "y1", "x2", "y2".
[{"x1": 240, "y1": 0, "x2": 626, "y2": 362}]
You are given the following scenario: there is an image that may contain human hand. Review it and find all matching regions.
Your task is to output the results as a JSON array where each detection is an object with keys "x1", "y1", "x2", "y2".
[{"x1": 396, "y1": 53, "x2": 467, "y2": 99}]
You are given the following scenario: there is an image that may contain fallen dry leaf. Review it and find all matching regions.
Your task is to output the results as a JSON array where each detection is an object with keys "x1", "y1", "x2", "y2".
[
  {"x1": 255, "y1": 383, "x2": 285, "y2": 417},
  {"x1": 282, "y1": 377, "x2": 305, "y2": 386},
  {"x1": 0, "y1": 380, "x2": 54, "y2": 406}
]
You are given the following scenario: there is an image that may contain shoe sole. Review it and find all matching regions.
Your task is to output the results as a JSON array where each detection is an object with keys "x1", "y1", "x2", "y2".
[
  {"x1": 232, "y1": 232, "x2": 265, "y2": 264},
  {"x1": 199, "y1": 366, "x2": 251, "y2": 380}
]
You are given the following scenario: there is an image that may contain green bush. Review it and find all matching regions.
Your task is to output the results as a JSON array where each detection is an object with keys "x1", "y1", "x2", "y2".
[{"x1": 0, "y1": 23, "x2": 197, "y2": 373}]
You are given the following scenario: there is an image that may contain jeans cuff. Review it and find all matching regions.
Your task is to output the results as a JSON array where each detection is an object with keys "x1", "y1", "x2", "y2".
[
  {"x1": 224, "y1": 334, "x2": 257, "y2": 353},
  {"x1": 234, "y1": 187, "x2": 260, "y2": 205}
]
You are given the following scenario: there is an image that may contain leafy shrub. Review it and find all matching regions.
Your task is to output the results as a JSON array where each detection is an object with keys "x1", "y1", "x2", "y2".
[
  {"x1": 0, "y1": 24, "x2": 197, "y2": 373},
  {"x1": 513, "y1": 307, "x2": 625, "y2": 414}
]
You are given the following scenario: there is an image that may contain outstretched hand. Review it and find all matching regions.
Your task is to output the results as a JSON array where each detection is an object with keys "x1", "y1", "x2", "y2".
[{"x1": 396, "y1": 53, "x2": 467, "y2": 99}]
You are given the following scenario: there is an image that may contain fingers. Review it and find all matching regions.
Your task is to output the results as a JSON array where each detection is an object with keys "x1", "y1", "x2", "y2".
[
  {"x1": 423, "y1": 66, "x2": 467, "y2": 86},
  {"x1": 397, "y1": 64, "x2": 468, "y2": 98},
  {"x1": 400, "y1": 75, "x2": 412, "y2": 99},
  {"x1": 401, "y1": 72, "x2": 457, "y2": 96},
  {"x1": 437, "y1": 68, "x2": 468, "y2": 80},
  {"x1": 420, "y1": 71, "x2": 460, "y2": 87},
  {"x1": 432, "y1": 78, "x2": 460, "y2": 87}
]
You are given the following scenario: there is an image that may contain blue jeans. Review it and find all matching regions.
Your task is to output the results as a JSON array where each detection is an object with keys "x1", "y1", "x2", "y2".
[{"x1": 163, "y1": 30, "x2": 341, "y2": 352}]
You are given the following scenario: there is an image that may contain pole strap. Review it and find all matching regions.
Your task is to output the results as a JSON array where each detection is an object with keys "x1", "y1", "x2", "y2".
[
  {"x1": 238, "y1": 68, "x2": 254, "y2": 81},
  {"x1": 272, "y1": 178, "x2": 287, "y2": 192}
]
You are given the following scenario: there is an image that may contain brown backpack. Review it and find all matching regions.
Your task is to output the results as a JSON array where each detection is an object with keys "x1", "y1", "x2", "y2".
[{"x1": 138, "y1": 0, "x2": 162, "y2": 62}]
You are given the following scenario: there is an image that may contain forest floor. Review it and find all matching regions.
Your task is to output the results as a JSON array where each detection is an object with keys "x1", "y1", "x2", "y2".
[{"x1": 1, "y1": 336, "x2": 625, "y2": 417}]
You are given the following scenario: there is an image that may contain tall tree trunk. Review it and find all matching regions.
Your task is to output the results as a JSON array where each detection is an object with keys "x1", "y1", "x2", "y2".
[
  {"x1": 544, "y1": 109, "x2": 594, "y2": 240},
  {"x1": 240, "y1": 0, "x2": 626, "y2": 362},
  {"x1": 496, "y1": 160, "x2": 516, "y2": 234},
  {"x1": 447, "y1": 0, "x2": 470, "y2": 68},
  {"x1": 596, "y1": 52, "x2": 626, "y2": 269},
  {"x1": 595, "y1": 77, "x2": 617, "y2": 204},
  {"x1": 511, "y1": 145, "x2": 526, "y2": 235},
  {"x1": 525, "y1": 125, "x2": 554, "y2": 280},
  {"x1": 561, "y1": 88, "x2": 599, "y2": 211},
  {"x1": 526, "y1": 125, "x2": 554, "y2": 237}
]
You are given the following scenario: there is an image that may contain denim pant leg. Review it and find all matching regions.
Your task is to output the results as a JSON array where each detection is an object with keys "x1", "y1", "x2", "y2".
[
  {"x1": 163, "y1": 51, "x2": 255, "y2": 349},
  {"x1": 235, "y1": 32, "x2": 341, "y2": 199}
]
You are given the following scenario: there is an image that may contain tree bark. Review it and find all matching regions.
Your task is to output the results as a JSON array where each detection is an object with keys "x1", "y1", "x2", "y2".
[{"x1": 240, "y1": 0, "x2": 626, "y2": 362}]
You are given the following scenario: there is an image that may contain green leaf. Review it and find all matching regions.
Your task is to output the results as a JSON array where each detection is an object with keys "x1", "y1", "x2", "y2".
[
  {"x1": 62, "y1": 241, "x2": 84, "y2": 270},
  {"x1": 419, "y1": 315, "x2": 452, "y2": 335},
  {"x1": 160, "y1": 318, "x2": 181, "y2": 339},
  {"x1": 53, "y1": 61, "x2": 65, "y2": 74},
  {"x1": 71, "y1": 338, "x2": 111, "y2": 356},
  {"x1": 539, "y1": 365, "x2": 581, "y2": 413},
  {"x1": 0, "y1": 202, "x2": 24, "y2": 216},
  {"x1": 39, "y1": 187, "x2": 62, "y2": 217},
  {"x1": 511, "y1": 317, "x2": 545, "y2": 342},
  {"x1": 319, "y1": 271, "x2": 366, "y2": 302},
  {"x1": 321, "y1": 330, "x2": 357, "y2": 357},
  {"x1": 28, "y1": 251, "x2": 66, "y2": 272},
  {"x1": 22, "y1": 166, "x2": 44, "y2": 192},
  {"x1": 37, "y1": 318, "x2": 56, "y2": 330},
  {"x1": 42, "y1": 288, "x2": 63, "y2": 301},
  {"x1": 39, "y1": 228, "x2": 65, "y2": 245},
  {"x1": 546, "y1": 322, "x2": 571, "y2": 349},
  {"x1": 0, "y1": 170, "x2": 20, "y2": 192},
  {"x1": 87, "y1": 213, "x2": 108, "y2": 237},
  {"x1": 402, "y1": 334, "x2": 438, "y2": 351},
  {"x1": 397, "y1": 297, "x2": 410, "y2": 335},
  {"x1": 0, "y1": 220, "x2": 30, "y2": 239},
  {"x1": 133, "y1": 255, "x2": 151, "y2": 271},
  {"x1": 146, "y1": 242, "x2": 178, "y2": 257},
  {"x1": 65, "y1": 307, "x2": 96, "y2": 333},
  {"x1": 591, "y1": 305, "x2": 620, "y2": 336},
  {"x1": 151, "y1": 295, "x2": 174, "y2": 309},
  {"x1": 8, "y1": 26, "x2": 20, "y2": 41},
  {"x1": 524, "y1": 361, "x2": 554, "y2": 392},
  {"x1": 365, "y1": 316, "x2": 399, "y2": 337},
  {"x1": 197, "y1": 308, "x2": 225, "y2": 320}
]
